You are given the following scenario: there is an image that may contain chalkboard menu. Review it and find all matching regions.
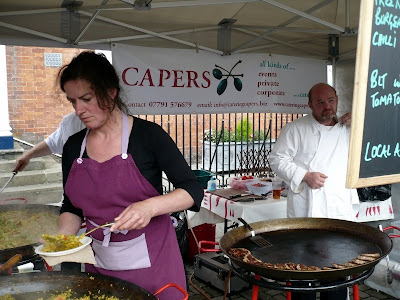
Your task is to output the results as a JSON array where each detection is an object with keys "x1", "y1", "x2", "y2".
[{"x1": 347, "y1": 1, "x2": 400, "y2": 188}]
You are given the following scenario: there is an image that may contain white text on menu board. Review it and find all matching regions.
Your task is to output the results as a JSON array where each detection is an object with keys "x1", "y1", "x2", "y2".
[{"x1": 364, "y1": 1, "x2": 400, "y2": 162}]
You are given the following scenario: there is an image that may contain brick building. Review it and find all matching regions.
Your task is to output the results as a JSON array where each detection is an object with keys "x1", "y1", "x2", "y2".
[{"x1": 6, "y1": 46, "x2": 85, "y2": 143}]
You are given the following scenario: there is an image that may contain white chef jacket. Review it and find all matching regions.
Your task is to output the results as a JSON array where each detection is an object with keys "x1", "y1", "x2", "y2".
[
  {"x1": 269, "y1": 114, "x2": 359, "y2": 221},
  {"x1": 45, "y1": 112, "x2": 85, "y2": 154}
]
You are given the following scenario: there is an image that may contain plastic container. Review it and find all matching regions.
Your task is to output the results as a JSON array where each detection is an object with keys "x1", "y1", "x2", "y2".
[
  {"x1": 229, "y1": 178, "x2": 256, "y2": 191},
  {"x1": 245, "y1": 181, "x2": 272, "y2": 196},
  {"x1": 193, "y1": 170, "x2": 213, "y2": 189},
  {"x1": 207, "y1": 176, "x2": 217, "y2": 191},
  {"x1": 187, "y1": 223, "x2": 216, "y2": 261}
]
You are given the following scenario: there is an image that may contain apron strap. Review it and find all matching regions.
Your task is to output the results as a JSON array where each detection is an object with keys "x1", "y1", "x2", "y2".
[
  {"x1": 78, "y1": 129, "x2": 90, "y2": 160},
  {"x1": 121, "y1": 113, "x2": 130, "y2": 155},
  {"x1": 78, "y1": 113, "x2": 130, "y2": 161}
]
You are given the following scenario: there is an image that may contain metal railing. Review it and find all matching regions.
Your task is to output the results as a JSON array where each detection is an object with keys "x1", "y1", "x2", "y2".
[{"x1": 136, "y1": 112, "x2": 303, "y2": 191}]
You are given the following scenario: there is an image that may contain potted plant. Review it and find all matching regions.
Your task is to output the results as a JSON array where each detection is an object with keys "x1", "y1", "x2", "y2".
[{"x1": 202, "y1": 119, "x2": 273, "y2": 173}]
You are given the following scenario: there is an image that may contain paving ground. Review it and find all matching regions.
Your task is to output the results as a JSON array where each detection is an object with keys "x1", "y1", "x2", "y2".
[{"x1": 184, "y1": 261, "x2": 398, "y2": 300}]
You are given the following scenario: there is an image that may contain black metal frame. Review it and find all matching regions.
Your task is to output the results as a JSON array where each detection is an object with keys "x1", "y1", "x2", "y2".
[
  {"x1": 228, "y1": 260, "x2": 374, "y2": 293},
  {"x1": 137, "y1": 112, "x2": 302, "y2": 192}
]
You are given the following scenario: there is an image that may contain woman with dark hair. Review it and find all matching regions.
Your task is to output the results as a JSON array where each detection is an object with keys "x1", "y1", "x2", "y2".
[{"x1": 57, "y1": 51, "x2": 203, "y2": 299}]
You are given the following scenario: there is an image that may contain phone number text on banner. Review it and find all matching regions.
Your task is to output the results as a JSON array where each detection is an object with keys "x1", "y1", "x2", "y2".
[{"x1": 112, "y1": 44, "x2": 327, "y2": 115}]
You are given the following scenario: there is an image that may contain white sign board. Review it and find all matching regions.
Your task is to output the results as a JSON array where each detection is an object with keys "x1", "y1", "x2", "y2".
[{"x1": 112, "y1": 43, "x2": 327, "y2": 115}]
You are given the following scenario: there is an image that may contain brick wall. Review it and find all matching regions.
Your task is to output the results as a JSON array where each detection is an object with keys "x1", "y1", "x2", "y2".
[{"x1": 7, "y1": 46, "x2": 85, "y2": 143}]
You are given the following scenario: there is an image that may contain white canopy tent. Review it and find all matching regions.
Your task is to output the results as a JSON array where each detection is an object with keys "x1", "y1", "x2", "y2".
[{"x1": 0, "y1": 0, "x2": 360, "y2": 61}]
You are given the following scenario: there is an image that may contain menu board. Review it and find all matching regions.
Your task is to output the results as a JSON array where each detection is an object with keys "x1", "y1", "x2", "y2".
[{"x1": 347, "y1": 1, "x2": 400, "y2": 188}]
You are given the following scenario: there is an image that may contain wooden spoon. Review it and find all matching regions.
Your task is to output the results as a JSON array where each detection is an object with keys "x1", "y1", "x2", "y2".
[{"x1": 80, "y1": 222, "x2": 115, "y2": 238}]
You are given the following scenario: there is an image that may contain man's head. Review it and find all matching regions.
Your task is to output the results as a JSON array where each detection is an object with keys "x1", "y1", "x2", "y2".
[{"x1": 308, "y1": 83, "x2": 338, "y2": 125}]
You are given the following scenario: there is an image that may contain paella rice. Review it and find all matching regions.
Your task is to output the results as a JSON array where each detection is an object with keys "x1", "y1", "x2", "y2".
[
  {"x1": 41, "y1": 234, "x2": 82, "y2": 252},
  {"x1": 0, "y1": 289, "x2": 120, "y2": 299},
  {"x1": 37, "y1": 288, "x2": 120, "y2": 299},
  {"x1": 0, "y1": 295, "x2": 16, "y2": 300},
  {"x1": 0, "y1": 211, "x2": 58, "y2": 250}
]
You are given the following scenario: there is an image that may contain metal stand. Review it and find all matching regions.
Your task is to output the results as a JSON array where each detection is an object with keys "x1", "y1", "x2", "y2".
[
  {"x1": 223, "y1": 218, "x2": 239, "y2": 233},
  {"x1": 228, "y1": 260, "x2": 374, "y2": 293}
]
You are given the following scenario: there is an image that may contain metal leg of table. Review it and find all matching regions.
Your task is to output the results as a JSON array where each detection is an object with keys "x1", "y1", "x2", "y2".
[
  {"x1": 286, "y1": 282, "x2": 291, "y2": 300},
  {"x1": 252, "y1": 274, "x2": 261, "y2": 300},
  {"x1": 352, "y1": 284, "x2": 359, "y2": 300}
]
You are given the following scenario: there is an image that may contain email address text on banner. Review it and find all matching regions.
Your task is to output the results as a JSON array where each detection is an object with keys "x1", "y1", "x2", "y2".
[{"x1": 112, "y1": 44, "x2": 327, "y2": 115}]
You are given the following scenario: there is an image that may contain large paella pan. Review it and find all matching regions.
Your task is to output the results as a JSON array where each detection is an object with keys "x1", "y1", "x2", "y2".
[{"x1": 220, "y1": 218, "x2": 392, "y2": 280}]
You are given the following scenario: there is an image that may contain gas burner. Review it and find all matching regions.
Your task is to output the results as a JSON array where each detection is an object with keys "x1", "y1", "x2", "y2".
[{"x1": 228, "y1": 260, "x2": 374, "y2": 292}]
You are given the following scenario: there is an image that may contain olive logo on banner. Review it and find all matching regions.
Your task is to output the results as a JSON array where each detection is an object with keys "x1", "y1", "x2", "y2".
[{"x1": 212, "y1": 60, "x2": 244, "y2": 95}]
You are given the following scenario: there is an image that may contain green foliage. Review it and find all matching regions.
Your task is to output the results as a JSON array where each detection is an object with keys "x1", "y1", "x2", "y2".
[
  {"x1": 235, "y1": 118, "x2": 252, "y2": 141},
  {"x1": 204, "y1": 118, "x2": 269, "y2": 143}
]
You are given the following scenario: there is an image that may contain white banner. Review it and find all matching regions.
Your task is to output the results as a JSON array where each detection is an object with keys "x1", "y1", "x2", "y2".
[{"x1": 112, "y1": 43, "x2": 327, "y2": 115}]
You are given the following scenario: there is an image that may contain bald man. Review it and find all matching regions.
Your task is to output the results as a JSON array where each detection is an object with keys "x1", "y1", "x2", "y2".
[{"x1": 269, "y1": 83, "x2": 359, "y2": 300}]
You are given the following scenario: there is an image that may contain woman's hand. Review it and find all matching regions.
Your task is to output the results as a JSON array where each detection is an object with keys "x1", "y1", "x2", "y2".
[
  {"x1": 110, "y1": 189, "x2": 194, "y2": 232},
  {"x1": 111, "y1": 199, "x2": 155, "y2": 232}
]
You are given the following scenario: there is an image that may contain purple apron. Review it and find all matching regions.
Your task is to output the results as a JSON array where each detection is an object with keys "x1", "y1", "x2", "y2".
[{"x1": 65, "y1": 113, "x2": 186, "y2": 299}]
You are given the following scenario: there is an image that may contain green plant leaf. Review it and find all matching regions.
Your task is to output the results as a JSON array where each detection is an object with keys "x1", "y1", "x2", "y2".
[
  {"x1": 204, "y1": 121, "x2": 269, "y2": 143},
  {"x1": 235, "y1": 118, "x2": 252, "y2": 141}
]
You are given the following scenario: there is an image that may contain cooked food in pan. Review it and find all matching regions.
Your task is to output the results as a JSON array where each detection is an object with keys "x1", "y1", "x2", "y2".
[
  {"x1": 228, "y1": 247, "x2": 251, "y2": 260},
  {"x1": 357, "y1": 254, "x2": 376, "y2": 261},
  {"x1": 0, "y1": 211, "x2": 58, "y2": 250},
  {"x1": 0, "y1": 289, "x2": 121, "y2": 299},
  {"x1": 228, "y1": 247, "x2": 381, "y2": 271},
  {"x1": 331, "y1": 263, "x2": 346, "y2": 269},
  {"x1": 38, "y1": 288, "x2": 120, "y2": 300},
  {"x1": 243, "y1": 252, "x2": 263, "y2": 266},
  {"x1": 282, "y1": 263, "x2": 296, "y2": 270},
  {"x1": 343, "y1": 262, "x2": 358, "y2": 267},
  {"x1": 362, "y1": 253, "x2": 380, "y2": 258},
  {"x1": 41, "y1": 234, "x2": 82, "y2": 252},
  {"x1": 0, "y1": 295, "x2": 16, "y2": 300}
]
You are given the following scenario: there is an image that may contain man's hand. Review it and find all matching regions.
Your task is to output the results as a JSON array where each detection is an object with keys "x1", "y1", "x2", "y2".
[
  {"x1": 13, "y1": 153, "x2": 31, "y2": 172},
  {"x1": 303, "y1": 171, "x2": 328, "y2": 189},
  {"x1": 339, "y1": 112, "x2": 351, "y2": 126},
  {"x1": 12, "y1": 141, "x2": 53, "y2": 172}
]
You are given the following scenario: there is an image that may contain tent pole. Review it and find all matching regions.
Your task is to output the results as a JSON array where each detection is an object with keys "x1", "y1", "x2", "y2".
[{"x1": 331, "y1": 57, "x2": 336, "y2": 88}]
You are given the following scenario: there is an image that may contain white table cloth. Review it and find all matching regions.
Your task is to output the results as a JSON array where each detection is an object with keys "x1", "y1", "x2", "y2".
[
  {"x1": 187, "y1": 191, "x2": 394, "y2": 227},
  {"x1": 187, "y1": 191, "x2": 287, "y2": 227}
]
